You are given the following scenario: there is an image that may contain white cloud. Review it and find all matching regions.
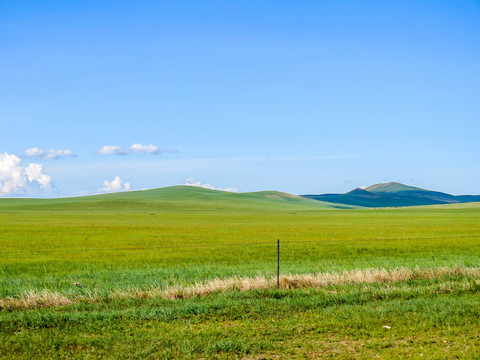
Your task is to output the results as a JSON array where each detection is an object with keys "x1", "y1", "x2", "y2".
[
  {"x1": 97, "y1": 145, "x2": 127, "y2": 155},
  {"x1": 25, "y1": 163, "x2": 51, "y2": 187},
  {"x1": 129, "y1": 143, "x2": 160, "y2": 155},
  {"x1": 0, "y1": 152, "x2": 52, "y2": 196},
  {"x1": 25, "y1": 147, "x2": 76, "y2": 160},
  {"x1": 185, "y1": 178, "x2": 239, "y2": 192},
  {"x1": 97, "y1": 144, "x2": 176, "y2": 155},
  {"x1": 98, "y1": 176, "x2": 131, "y2": 193},
  {"x1": 24, "y1": 147, "x2": 44, "y2": 157}
]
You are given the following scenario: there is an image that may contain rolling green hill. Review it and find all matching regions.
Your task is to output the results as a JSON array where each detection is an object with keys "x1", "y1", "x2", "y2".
[
  {"x1": 302, "y1": 182, "x2": 480, "y2": 208},
  {"x1": 0, "y1": 185, "x2": 358, "y2": 211}
]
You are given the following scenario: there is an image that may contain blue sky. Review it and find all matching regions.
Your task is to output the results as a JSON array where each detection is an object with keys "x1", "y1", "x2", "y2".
[{"x1": 1, "y1": 0, "x2": 479, "y2": 197}]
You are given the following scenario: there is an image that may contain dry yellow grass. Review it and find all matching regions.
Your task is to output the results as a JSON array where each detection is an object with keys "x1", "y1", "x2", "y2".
[
  {"x1": 0, "y1": 290, "x2": 74, "y2": 311},
  {"x1": 161, "y1": 266, "x2": 480, "y2": 299},
  {"x1": 279, "y1": 266, "x2": 480, "y2": 289},
  {"x1": 2, "y1": 266, "x2": 480, "y2": 310}
]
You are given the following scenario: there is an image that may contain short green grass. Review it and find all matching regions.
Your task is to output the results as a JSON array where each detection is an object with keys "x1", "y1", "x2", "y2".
[
  {"x1": 1, "y1": 187, "x2": 480, "y2": 358},
  {"x1": 2, "y1": 280, "x2": 480, "y2": 359}
]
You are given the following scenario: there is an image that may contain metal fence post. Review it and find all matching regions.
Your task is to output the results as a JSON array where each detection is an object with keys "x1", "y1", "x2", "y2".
[{"x1": 277, "y1": 239, "x2": 280, "y2": 288}]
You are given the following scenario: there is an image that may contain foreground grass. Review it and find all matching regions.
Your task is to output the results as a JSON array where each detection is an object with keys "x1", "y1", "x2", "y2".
[
  {"x1": 2, "y1": 266, "x2": 479, "y2": 310},
  {"x1": 1, "y1": 270, "x2": 480, "y2": 359}
]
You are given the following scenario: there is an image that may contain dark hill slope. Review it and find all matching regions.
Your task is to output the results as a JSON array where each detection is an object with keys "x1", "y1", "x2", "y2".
[{"x1": 302, "y1": 182, "x2": 480, "y2": 208}]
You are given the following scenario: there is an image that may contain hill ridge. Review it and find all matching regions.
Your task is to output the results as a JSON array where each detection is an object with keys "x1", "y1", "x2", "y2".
[
  {"x1": 364, "y1": 182, "x2": 426, "y2": 193},
  {"x1": 0, "y1": 185, "x2": 359, "y2": 211},
  {"x1": 302, "y1": 182, "x2": 480, "y2": 208}
]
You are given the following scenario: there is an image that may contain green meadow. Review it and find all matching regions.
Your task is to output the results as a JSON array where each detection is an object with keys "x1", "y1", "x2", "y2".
[{"x1": 1, "y1": 186, "x2": 480, "y2": 359}]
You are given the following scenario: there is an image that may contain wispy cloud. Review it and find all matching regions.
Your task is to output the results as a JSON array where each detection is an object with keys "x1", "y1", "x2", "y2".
[
  {"x1": 98, "y1": 144, "x2": 176, "y2": 155},
  {"x1": 97, "y1": 145, "x2": 128, "y2": 155},
  {"x1": 98, "y1": 176, "x2": 131, "y2": 193},
  {"x1": 129, "y1": 143, "x2": 160, "y2": 155},
  {"x1": 25, "y1": 147, "x2": 76, "y2": 160},
  {"x1": 185, "y1": 178, "x2": 239, "y2": 192},
  {"x1": 0, "y1": 152, "x2": 52, "y2": 196}
]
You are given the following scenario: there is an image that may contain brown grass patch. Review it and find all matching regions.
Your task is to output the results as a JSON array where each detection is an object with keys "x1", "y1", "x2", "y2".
[
  {"x1": 0, "y1": 290, "x2": 74, "y2": 311},
  {"x1": 162, "y1": 266, "x2": 480, "y2": 299},
  {"x1": 2, "y1": 266, "x2": 480, "y2": 310}
]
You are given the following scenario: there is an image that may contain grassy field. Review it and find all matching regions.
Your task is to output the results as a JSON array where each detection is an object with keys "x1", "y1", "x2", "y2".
[{"x1": 1, "y1": 186, "x2": 480, "y2": 358}]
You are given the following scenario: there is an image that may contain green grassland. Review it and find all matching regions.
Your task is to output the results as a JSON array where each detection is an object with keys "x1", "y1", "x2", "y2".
[{"x1": 1, "y1": 186, "x2": 480, "y2": 358}]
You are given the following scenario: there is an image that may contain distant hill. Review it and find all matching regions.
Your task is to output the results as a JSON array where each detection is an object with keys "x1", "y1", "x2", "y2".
[
  {"x1": 302, "y1": 182, "x2": 480, "y2": 208},
  {"x1": 364, "y1": 182, "x2": 426, "y2": 193},
  {"x1": 0, "y1": 186, "x2": 359, "y2": 211}
]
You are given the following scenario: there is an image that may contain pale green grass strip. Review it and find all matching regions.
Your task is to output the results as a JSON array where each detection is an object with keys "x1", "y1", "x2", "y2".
[{"x1": 2, "y1": 266, "x2": 480, "y2": 310}]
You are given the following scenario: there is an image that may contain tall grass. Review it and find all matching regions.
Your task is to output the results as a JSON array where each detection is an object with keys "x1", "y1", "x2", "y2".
[{"x1": 2, "y1": 266, "x2": 479, "y2": 310}]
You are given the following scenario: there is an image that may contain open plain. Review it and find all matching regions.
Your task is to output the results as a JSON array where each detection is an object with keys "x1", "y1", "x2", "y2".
[{"x1": 1, "y1": 187, "x2": 480, "y2": 358}]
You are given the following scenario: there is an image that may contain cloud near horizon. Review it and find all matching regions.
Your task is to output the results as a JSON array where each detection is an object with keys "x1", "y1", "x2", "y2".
[
  {"x1": 0, "y1": 152, "x2": 52, "y2": 196},
  {"x1": 98, "y1": 176, "x2": 131, "y2": 193},
  {"x1": 185, "y1": 178, "x2": 239, "y2": 192},
  {"x1": 25, "y1": 147, "x2": 76, "y2": 160}
]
